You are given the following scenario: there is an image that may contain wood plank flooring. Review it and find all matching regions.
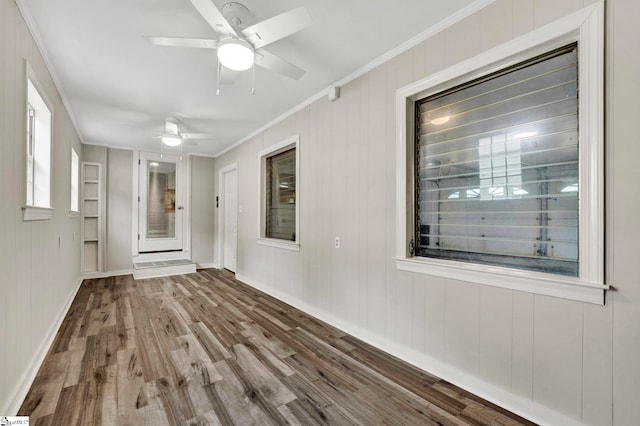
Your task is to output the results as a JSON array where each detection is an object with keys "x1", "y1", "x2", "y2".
[{"x1": 19, "y1": 269, "x2": 537, "y2": 425}]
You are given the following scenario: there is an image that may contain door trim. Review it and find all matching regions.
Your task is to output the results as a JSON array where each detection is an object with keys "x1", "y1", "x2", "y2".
[{"x1": 217, "y1": 163, "x2": 238, "y2": 271}]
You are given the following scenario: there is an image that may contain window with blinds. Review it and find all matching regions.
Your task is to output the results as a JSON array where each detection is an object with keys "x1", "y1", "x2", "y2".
[
  {"x1": 265, "y1": 147, "x2": 296, "y2": 241},
  {"x1": 415, "y1": 43, "x2": 578, "y2": 276}
]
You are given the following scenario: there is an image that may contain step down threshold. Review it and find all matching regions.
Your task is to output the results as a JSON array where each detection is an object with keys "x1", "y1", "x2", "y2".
[{"x1": 133, "y1": 258, "x2": 196, "y2": 279}]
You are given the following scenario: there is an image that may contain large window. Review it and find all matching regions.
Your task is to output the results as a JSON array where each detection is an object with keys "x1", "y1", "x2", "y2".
[
  {"x1": 258, "y1": 134, "x2": 300, "y2": 250},
  {"x1": 395, "y1": 3, "x2": 605, "y2": 303},
  {"x1": 415, "y1": 44, "x2": 579, "y2": 276}
]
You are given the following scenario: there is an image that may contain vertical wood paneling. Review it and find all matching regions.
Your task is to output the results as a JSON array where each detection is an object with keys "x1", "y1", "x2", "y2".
[
  {"x1": 387, "y1": 50, "x2": 413, "y2": 344},
  {"x1": 512, "y1": 0, "x2": 535, "y2": 38},
  {"x1": 478, "y1": 287, "x2": 513, "y2": 390},
  {"x1": 106, "y1": 149, "x2": 133, "y2": 271},
  {"x1": 423, "y1": 276, "x2": 446, "y2": 359},
  {"x1": 412, "y1": 31, "x2": 446, "y2": 81},
  {"x1": 444, "y1": 13, "x2": 482, "y2": 66},
  {"x1": 330, "y1": 86, "x2": 349, "y2": 321},
  {"x1": 582, "y1": 303, "x2": 613, "y2": 425},
  {"x1": 445, "y1": 280, "x2": 480, "y2": 373},
  {"x1": 411, "y1": 273, "x2": 426, "y2": 353},
  {"x1": 1, "y1": 0, "x2": 9, "y2": 404},
  {"x1": 533, "y1": 296, "x2": 583, "y2": 419},
  {"x1": 365, "y1": 65, "x2": 387, "y2": 334},
  {"x1": 304, "y1": 103, "x2": 320, "y2": 306},
  {"x1": 395, "y1": 271, "x2": 413, "y2": 347},
  {"x1": 533, "y1": 0, "x2": 583, "y2": 27},
  {"x1": 511, "y1": 291, "x2": 534, "y2": 399},
  {"x1": 314, "y1": 99, "x2": 332, "y2": 310},
  {"x1": 357, "y1": 73, "x2": 370, "y2": 329},
  {"x1": 343, "y1": 80, "x2": 361, "y2": 326},
  {"x1": 609, "y1": 0, "x2": 640, "y2": 424},
  {"x1": 480, "y1": 0, "x2": 513, "y2": 50},
  {"x1": 4, "y1": 1, "x2": 21, "y2": 402}
]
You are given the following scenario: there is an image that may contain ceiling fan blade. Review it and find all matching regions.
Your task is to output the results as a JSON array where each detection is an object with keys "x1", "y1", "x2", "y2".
[
  {"x1": 165, "y1": 120, "x2": 179, "y2": 134},
  {"x1": 144, "y1": 36, "x2": 218, "y2": 49},
  {"x1": 189, "y1": 0, "x2": 237, "y2": 36},
  {"x1": 255, "y1": 49, "x2": 305, "y2": 80},
  {"x1": 219, "y1": 66, "x2": 238, "y2": 85},
  {"x1": 241, "y1": 7, "x2": 312, "y2": 49},
  {"x1": 182, "y1": 133, "x2": 214, "y2": 139}
]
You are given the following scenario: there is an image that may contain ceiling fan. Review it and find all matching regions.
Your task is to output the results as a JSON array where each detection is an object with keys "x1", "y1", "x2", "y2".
[
  {"x1": 144, "y1": 1, "x2": 312, "y2": 84},
  {"x1": 156, "y1": 117, "x2": 213, "y2": 146}
]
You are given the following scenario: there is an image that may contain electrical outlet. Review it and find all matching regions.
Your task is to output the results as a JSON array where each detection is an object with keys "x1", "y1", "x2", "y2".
[{"x1": 334, "y1": 237, "x2": 340, "y2": 249}]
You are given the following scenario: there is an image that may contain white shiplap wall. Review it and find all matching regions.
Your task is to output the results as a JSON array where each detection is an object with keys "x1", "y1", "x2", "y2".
[
  {"x1": 215, "y1": 0, "x2": 640, "y2": 424},
  {"x1": 0, "y1": 0, "x2": 83, "y2": 414}
]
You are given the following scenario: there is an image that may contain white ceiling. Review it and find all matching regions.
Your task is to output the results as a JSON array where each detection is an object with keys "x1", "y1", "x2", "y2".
[{"x1": 18, "y1": 0, "x2": 478, "y2": 157}]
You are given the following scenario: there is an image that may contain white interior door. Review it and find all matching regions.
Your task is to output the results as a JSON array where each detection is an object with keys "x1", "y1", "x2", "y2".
[
  {"x1": 139, "y1": 151, "x2": 183, "y2": 252},
  {"x1": 223, "y1": 169, "x2": 237, "y2": 272}
]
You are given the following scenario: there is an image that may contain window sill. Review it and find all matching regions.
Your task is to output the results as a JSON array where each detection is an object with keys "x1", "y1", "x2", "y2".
[
  {"x1": 22, "y1": 206, "x2": 54, "y2": 221},
  {"x1": 69, "y1": 211, "x2": 80, "y2": 218},
  {"x1": 394, "y1": 256, "x2": 608, "y2": 305},
  {"x1": 257, "y1": 238, "x2": 300, "y2": 252}
]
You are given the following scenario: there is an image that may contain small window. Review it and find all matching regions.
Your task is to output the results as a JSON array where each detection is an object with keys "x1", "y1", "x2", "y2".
[
  {"x1": 70, "y1": 148, "x2": 79, "y2": 212},
  {"x1": 258, "y1": 134, "x2": 300, "y2": 250},
  {"x1": 26, "y1": 78, "x2": 52, "y2": 208},
  {"x1": 415, "y1": 44, "x2": 579, "y2": 276}
]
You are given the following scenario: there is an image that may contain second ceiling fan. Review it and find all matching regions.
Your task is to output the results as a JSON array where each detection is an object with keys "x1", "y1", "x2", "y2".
[{"x1": 145, "y1": 0, "x2": 312, "y2": 84}]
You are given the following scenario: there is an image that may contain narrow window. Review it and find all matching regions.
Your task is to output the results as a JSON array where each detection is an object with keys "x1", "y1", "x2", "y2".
[
  {"x1": 258, "y1": 134, "x2": 300, "y2": 250},
  {"x1": 26, "y1": 104, "x2": 36, "y2": 206},
  {"x1": 265, "y1": 148, "x2": 296, "y2": 241},
  {"x1": 71, "y1": 148, "x2": 79, "y2": 212},
  {"x1": 26, "y1": 78, "x2": 52, "y2": 208}
]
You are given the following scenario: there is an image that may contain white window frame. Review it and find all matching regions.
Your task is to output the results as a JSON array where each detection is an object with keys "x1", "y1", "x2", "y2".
[
  {"x1": 395, "y1": 2, "x2": 606, "y2": 304},
  {"x1": 257, "y1": 134, "x2": 300, "y2": 251},
  {"x1": 23, "y1": 67, "x2": 54, "y2": 221},
  {"x1": 70, "y1": 147, "x2": 80, "y2": 215}
]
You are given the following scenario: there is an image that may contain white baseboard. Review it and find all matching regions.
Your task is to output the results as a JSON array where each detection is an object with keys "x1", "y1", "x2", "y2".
[
  {"x1": 83, "y1": 269, "x2": 132, "y2": 279},
  {"x1": 2, "y1": 275, "x2": 84, "y2": 416},
  {"x1": 236, "y1": 273, "x2": 581, "y2": 426},
  {"x1": 196, "y1": 262, "x2": 217, "y2": 269}
]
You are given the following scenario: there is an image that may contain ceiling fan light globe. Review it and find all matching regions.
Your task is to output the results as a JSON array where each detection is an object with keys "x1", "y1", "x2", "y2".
[
  {"x1": 217, "y1": 38, "x2": 254, "y2": 71},
  {"x1": 161, "y1": 134, "x2": 182, "y2": 146}
]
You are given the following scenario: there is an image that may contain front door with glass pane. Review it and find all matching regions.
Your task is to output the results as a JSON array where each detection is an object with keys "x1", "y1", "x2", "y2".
[{"x1": 139, "y1": 152, "x2": 183, "y2": 252}]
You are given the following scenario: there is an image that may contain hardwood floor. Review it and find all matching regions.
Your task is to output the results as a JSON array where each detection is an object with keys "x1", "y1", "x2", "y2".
[{"x1": 19, "y1": 269, "x2": 536, "y2": 425}]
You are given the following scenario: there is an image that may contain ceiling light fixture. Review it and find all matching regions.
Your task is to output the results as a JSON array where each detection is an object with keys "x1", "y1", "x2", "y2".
[
  {"x1": 161, "y1": 134, "x2": 182, "y2": 146},
  {"x1": 149, "y1": 162, "x2": 159, "y2": 167},
  {"x1": 217, "y1": 38, "x2": 254, "y2": 71}
]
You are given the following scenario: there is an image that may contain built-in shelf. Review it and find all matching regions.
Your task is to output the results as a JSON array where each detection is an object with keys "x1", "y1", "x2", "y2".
[{"x1": 82, "y1": 162, "x2": 102, "y2": 274}]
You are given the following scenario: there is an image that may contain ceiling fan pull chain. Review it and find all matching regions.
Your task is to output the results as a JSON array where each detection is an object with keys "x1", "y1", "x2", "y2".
[
  {"x1": 252, "y1": 63, "x2": 256, "y2": 96},
  {"x1": 217, "y1": 56, "x2": 221, "y2": 96}
]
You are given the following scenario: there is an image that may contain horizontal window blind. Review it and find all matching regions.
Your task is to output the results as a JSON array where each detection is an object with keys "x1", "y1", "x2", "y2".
[{"x1": 415, "y1": 44, "x2": 578, "y2": 276}]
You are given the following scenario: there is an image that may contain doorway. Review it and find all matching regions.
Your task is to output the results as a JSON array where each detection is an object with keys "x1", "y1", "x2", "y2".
[
  {"x1": 138, "y1": 151, "x2": 184, "y2": 252},
  {"x1": 219, "y1": 165, "x2": 238, "y2": 272}
]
